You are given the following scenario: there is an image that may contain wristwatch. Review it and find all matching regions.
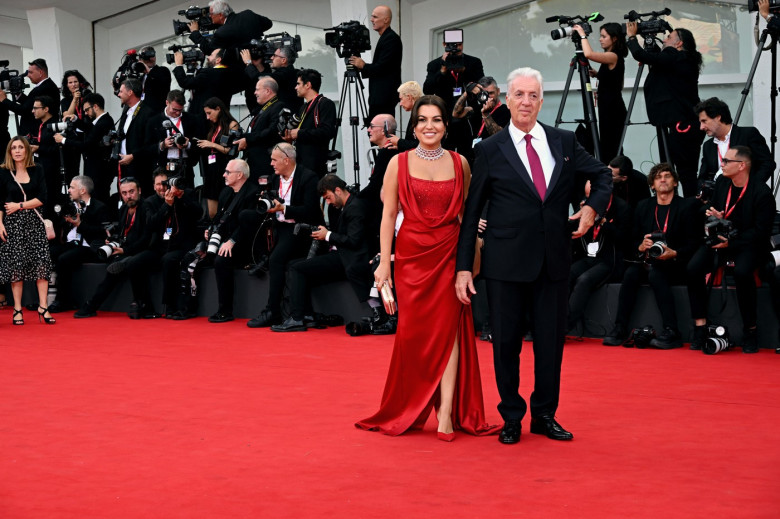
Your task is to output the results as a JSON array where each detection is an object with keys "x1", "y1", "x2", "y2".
[{"x1": 19, "y1": 202, "x2": 23, "y2": 209}]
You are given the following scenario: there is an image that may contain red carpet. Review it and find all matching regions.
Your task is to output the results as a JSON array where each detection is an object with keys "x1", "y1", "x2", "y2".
[{"x1": 1, "y1": 313, "x2": 778, "y2": 518}]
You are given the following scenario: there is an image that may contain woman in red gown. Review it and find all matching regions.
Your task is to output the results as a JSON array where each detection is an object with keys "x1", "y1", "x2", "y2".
[{"x1": 356, "y1": 96, "x2": 498, "y2": 440}]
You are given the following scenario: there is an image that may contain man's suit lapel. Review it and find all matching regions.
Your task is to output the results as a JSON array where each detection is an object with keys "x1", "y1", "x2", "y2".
[
  {"x1": 543, "y1": 124, "x2": 564, "y2": 197},
  {"x1": 497, "y1": 128, "x2": 539, "y2": 200}
]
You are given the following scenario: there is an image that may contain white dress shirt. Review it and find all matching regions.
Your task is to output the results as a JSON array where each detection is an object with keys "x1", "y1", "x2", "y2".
[{"x1": 507, "y1": 121, "x2": 556, "y2": 188}]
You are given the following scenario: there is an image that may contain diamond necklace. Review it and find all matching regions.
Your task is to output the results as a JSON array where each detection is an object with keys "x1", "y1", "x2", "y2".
[{"x1": 414, "y1": 145, "x2": 445, "y2": 161}]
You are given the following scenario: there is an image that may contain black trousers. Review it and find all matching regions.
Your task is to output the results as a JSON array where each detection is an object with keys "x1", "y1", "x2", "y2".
[
  {"x1": 51, "y1": 242, "x2": 102, "y2": 306},
  {"x1": 264, "y1": 224, "x2": 310, "y2": 315},
  {"x1": 616, "y1": 262, "x2": 685, "y2": 331},
  {"x1": 568, "y1": 257, "x2": 614, "y2": 329},
  {"x1": 486, "y1": 266, "x2": 568, "y2": 422},
  {"x1": 656, "y1": 124, "x2": 704, "y2": 198},
  {"x1": 761, "y1": 262, "x2": 780, "y2": 321},
  {"x1": 90, "y1": 253, "x2": 159, "y2": 309},
  {"x1": 213, "y1": 242, "x2": 251, "y2": 314},
  {"x1": 687, "y1": 246, "x2": 761, "y2": 329},
  {"x1": 133, "y1": 248, "x2": 188, "y2": 308}
]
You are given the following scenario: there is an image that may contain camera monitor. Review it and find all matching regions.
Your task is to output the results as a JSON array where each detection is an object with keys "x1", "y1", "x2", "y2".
[{"x1": 443, "y1": 29, "x2": 463, "y2": 44}]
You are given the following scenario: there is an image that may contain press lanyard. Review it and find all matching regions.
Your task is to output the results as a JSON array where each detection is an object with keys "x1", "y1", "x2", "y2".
[
  {"x1": 298, "y1": 95, "x2": 321, "y2": 128},
  {"x1": 654, "y1": 203, "x2": 670, "y2": 233},
  {"x1": 279, "y1": 177, "x2": 293, "y2": 200},
  {"x1": 210, "y1": 126, "x2": 222, "y2": 143},
  {"x1": 123, "y1": 210, "x2": 136, "y2": 238},
  {"x1": 591, "y1": 195, "x2": 613, "y2": 241},
  {"x1": 724, "y1": 178, "x2": 748, "y2": 219}
]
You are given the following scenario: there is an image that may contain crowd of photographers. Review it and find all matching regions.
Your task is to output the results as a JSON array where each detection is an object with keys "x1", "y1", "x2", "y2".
[{"x1": 0, "y1": 1, "x2": 778, "y2": 351}]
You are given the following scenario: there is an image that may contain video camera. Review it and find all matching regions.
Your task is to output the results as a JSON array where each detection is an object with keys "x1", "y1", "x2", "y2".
[
  {"x1": 324, "y1": 21, "x2": 371, "y2": 63},
  {"x1": 0, "y1": 61, "x2": 28, "y2": 97},
  {"x1": 748, "y1": 0, "x2": 780, "y2": 13},
  {"x1": 111, "y1": 50, "x2": 148, "y2": 96},
  {"x1": 246, "y1": 32, "x2": 302, "y2": 65},
  {"x1": 547, "y1": 12, "x2": 605, "y2": 41},
  {"x1": 622, "y1": 8, "x2": 673, "y2": 38},
  {"x1": 704, "y1": 215, "x2": 738, "y2": 247},
  {"x1": 219, "y1": 127, "x2": 244, "y2": 158},
  {"x1": 173, "y1": 5, "x2": 218, "y2": 36},
  {"x1": 166, "y1": 44, "x2": 205, "y2": 74}
]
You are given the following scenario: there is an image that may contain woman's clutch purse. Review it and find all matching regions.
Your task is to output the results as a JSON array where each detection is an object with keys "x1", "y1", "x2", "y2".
[{"x1": 379, "y1": 282, "x2": 396, "y2": 315}]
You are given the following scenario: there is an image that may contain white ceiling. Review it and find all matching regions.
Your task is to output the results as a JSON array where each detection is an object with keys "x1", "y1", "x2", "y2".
[{"x1": 0, "y1": 0, "x2": 189, "y2": 27}]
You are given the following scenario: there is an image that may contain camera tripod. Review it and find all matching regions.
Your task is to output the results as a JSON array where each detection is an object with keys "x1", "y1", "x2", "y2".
[
  {"x1": 734, "y1": 16, "x2": 780, "y2": 195},
  {"x1": 334, "y1": 61, "x2": 370, "y2": 188},
  {"x1": 554, "y1": 33, "x2": 601, "y2": 161}
]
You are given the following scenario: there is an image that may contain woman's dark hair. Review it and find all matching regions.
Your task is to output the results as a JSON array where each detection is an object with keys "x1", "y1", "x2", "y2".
[
  {"x1": 674, "y1": 28, "x2": 703, "y2": 73},
  {"x1": 601, "y1": 23, "x2": 627, "y2": 58},
  {"x1": 60, "y1": 70, "x2": 91, "y2": 97},
  {"x1": 203, "y1": 97, "x2": 236, "y2": 138},
  {"x1": 411, "y1": 95, "x2": 449, "y2": 128}
]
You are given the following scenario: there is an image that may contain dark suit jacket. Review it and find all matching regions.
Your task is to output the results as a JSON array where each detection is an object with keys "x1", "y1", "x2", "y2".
[
  {"x1": 115, "y1": 202, "x2": 152, "y2": 256},
  {"x1": 145, "y1": 190, "x2": 202, "y2": 253},
  {"x1": 270, "y1": 166, "x2": 324, "y2": 226},
  {"x1": 397, "y1": 116, "x2": 418, "y2": 152},
  {"x1": 630, "y1": 194, "x2": 701, "y2": 264},
  {"x1": 144, "y1": 111, "x2": 203, "y2": 172},
  {"x1": 329, "y1": 195, "x2": 372, "y2": 297},
  {"x1": 118, "y1": 102, "x2": 156, "y2": 187},
  {"x1": 1, "y1": 77, "x2": 60, "y2": 136},
  {"x1": 627, "y1": 40, "x2": 700, "y2": 127},
  {"x1": 143, "y1": 65, "x2": 172, "y2": 114},
  {"x1": 295, "y1": 95, "x2": 337, "y2": 177},
  {"x1": 424, "y1": 53, "x2": 484, "y2": 112},
  {"x1": 360, "y1": 27, "x2": 402, "y2": 112},
  {"x1": 359, "y1": 147, "x2": 396, "y2": 252},
  {"x1": 698, "y1": 125, "x2": 776, "y2": 185},
  {"x1": 214, "y1": 180, "x2": 261, "y2": 244},
  {"x1": 189, "y1": 10, "x2": 273, "y2": 57},
  {"x1": 69, "y1": 198, "x2": 110, "y2": 245},
  {"x1": 613, "y1": 169, "x2": 651, "y2": 210},
  {"x1": 245, "y1": 64, "x2": 302, "y2": 113},
  {"x1": 67, "y1": 113, "x2": 116, "y2": 181},
  {"x1": 173, "y1": 66, "x2": 233, "y2": 117},
  {"x1": 456, "y1": 123, "x2": 612, "y2": 282},
  {"x1": 243, "y1": 98, "x2": 285, "y2": 180}
]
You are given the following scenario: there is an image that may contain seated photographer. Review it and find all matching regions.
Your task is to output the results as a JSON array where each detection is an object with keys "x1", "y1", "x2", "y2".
[
  {"x1": 361, "y1": 114, "x2": 398, "y2": 253},
  {"x1": 234, "y1": 77, "x2": 286, "y2": 181},
  {"x1": 282, "y1": 69, "x2": 337, "y2": 178},
  {"x1": 187, "y1": 1, "x2": 273, "y2": 60},
  {"x1": 74, "y1": 177, "x2": 158, "y2": 319},
  {"x1": 696, "y1": 97, "x2": 775, "y2": 186},
  {"x1": 271, "y1": 175, "x2": 382, "y2": 332},
  {"x1": 145, "y1": 90, "x2": 202, "y2": 188},
  {"x1": 240, "y1": 46, "x2": 301, "y2": 113},
  {"x1": 686, "y1": 146, "x2": 776, "y2": 353},
  {"x1": 173, "y1": 48, "x2": 233, "y2": 118},
  {"x1": 48, "y1": 176, "x2": 109, "y2": 313},
  {"x1": 451, "y1": 76, "x2": 510, "y2": 164},
  {"x1": 603, "y1": 163, "x2": 700, "y2": 349},
  {"x1": 568, "y1": 180, "x2": 631, "y2": 334},
  {"x1": 246, "y1": 143, "x2": 323, "y2": 328},
  {"x1": 608, "y1": 155, "x2": 651, "y2": 210}
]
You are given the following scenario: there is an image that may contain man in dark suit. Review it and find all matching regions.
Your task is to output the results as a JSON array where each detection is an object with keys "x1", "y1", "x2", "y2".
[
  {"x1": 188, "y1": 1, "x2": 272, "y2": 61},
  {"x1": 0, "y1": 58, "x2": 60, "y2": 136},
  {"x1": 348, "y1": 6, "x2": 403, "y2": 121},
  {"x1": 116, "y1": 79, "x2": 156, "y2": 194},
  {"x1": 29, "y1": 95, "x2": 64, "y2": 213},
  {"x1": 360, "y1": 113, "x2": 398, "y2": 253},
  {"x1": 54, "y1": 93, "x2": 116, "y2": 205},
  {"x1": 246, "y1": 143, "x2": 324, "y2": 328},
  {"x1": 272, "y1": 175, "x2": 376, "y2": 332},
  {"x1": 144, "y1": 90, "x2": 202, "y2": 187},
  {"x1": 695, "y1": 97, "x2": 775, "y2": 186},
  {"x1": 234, "y1": 77, "x2": 285, "y2": 181},
  {"x1": 139, "y1": 47, "x2": 172, "y2": 114},
  {"x1": 608, "y1": 155, "x2": 651, "y2": 210},
  {"x1": 173, "y1": 48, "x2": 233, "y2": 118},
  {"x1": 240, "y1": 45, "x2": 301, "y2": 113},
  {"x1": 423, "y1": 35, "x2": 484, "y2": 114},
  {"x1": 455, "y1": 67, "x2": 612, "y2": 444}
]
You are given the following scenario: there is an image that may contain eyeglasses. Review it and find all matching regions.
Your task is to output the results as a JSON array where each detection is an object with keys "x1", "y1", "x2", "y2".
[
  {"x1": 273, "y1": 144, "x2": 292, "y2": 158},
  {"x1": 83, "y1": 105, "x2": 92, "y2": 112},
  {"x1": 120, "y1": 176, "x2": 138, "y2": 185},
  {"x1": 720, "y1": 158, "x2": 744, "y2": 165},
  {"x1": 367, "y1": 124, "x2": 383, "y2": 129},
  {"x1": 223, "y1": 169, "x2": 240, "y2": 175},
  {"x1": 32, "y1": 106, "x2": 44, "y2": 111},
  {"x1": 273, "y1": 53, "x2": 284, "y2": 58}
]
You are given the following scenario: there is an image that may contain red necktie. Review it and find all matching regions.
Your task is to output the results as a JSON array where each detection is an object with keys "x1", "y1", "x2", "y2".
[{"x1": 525, "y1": 134, "x2": 546, "y2": 201}]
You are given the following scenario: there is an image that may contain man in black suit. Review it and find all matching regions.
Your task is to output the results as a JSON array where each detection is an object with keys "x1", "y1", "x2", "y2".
[
  {"x1": 234, "y1": 77, "x2": 285, "y2": 181},
  {"x1": 116, "y1": 79, "x2": 156, "y2": 195},
  {"x1": 348, "y1": 5, "x2": 403, "y2": 121},
  {"x1": 687, "y1": 146, "x2": 776, "y2": 353},
  {"x1": 282, "y1": 69, "x2": 337, "y2": 178},
  {"x1": 455, "y1": 67, "x2": 612, "y2": 444},
  {"x1": 246, "y1": 143, "x2": 324, "y2": 328},
  {"x1": 272, "y1": 175, "x2": 377, "y2": 332},
  {"x1": 695, "y1": 97, "x2": 775, "y2": 186},
  {"x1": 49, "y1": 175, "x2": 110, "y2": 313},
  {"x1": 188, "y1": 1, "x2": 272, "y2": 60},
  {"x1": 602, "y1": 163, "x2": 700, "y2": 349},
  {"x1": 0, "y1": 58, "x2": 60, "y2": 136},
  {"x1": 608, "y1": 155, "x2": 651, "y2": 210},
  {"x1": 173, "y1": 48, "x2": 233, "y2": 118},
  {"x1": 626, "y1": 25, "x2": 704, "y2": 197},
  {"x1": 29, "y1": 95, "x2": 63, "y2": 212},
  {"x1": 54, "y1": 93, "x2": 116, "y2": 205},
  {"x1": 360, "y1": 113, "x2": 398, "y2": 253},
  {"x1": 423, "y1": 34, "x2": 484, "y2": 114},
  {"x1": 240, "y1": 45, "x2": 301, "y2": 113},
  {"x1": 145, "y1": 90, "x2": 202, "y2": 187},
  {"x1": 139, "y1": 47, "x2": 172, "y2": 114}
]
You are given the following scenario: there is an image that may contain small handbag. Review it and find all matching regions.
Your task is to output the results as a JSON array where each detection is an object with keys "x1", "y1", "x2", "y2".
[
  {"x1": 379, "y1": 281, "x2": 396, "y2": 316},
  {"x1": 9, "y1": 170, "x2": 55, "y2": 240}
]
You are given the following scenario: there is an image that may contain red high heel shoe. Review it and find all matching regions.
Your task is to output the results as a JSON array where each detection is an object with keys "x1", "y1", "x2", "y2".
[{"x1": 437, "y1": 431, "x2": 455, "y2": 442}]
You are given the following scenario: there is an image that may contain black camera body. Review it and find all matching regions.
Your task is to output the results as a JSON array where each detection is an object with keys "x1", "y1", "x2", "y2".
[
  {"x1": 294, "y1": 223, "x2": 323, "y2": 259},
  {"x1": 622, "y1": 8, "x2": 673, "y2": 38},
  {"x1": 111, "y1": 51, "x2": 147, "y2": 96},
  {"x1": 647, "y1": 231, "x2": 667, "y2": 259},
  {"x1": 46, "y1": 118, "x2": 76, "y2": 136},
  {"x1": 277, "y1": 108, "x2": 301, "y2": 135},
  {"x1": 55, "y1": 199, "x2": 86, "y2": 219},
  {"x1": 95, "y1": 223, "x2": 124, "y2": 260},
  {"x1": 101, "y1": 130, "x2": 122, "y2": 161},
  {"x1": 629, "y1": 325, "x2": 656, "y2": 348},
  {"x1": 161, "y1": 176, "x2": 185, "y2": 190},
  {"x1": 748, "y1": 0, "x2": 780, "y2": 13},
  {"x1": 0, "y1": 62, "x2": 28, "y2": 97},
  {"x1": 547, "y1": 13, "x2": 604, "y2": 41},
  {"x1": 173, "y1": 6, "x2": 218, "y2": 36},
  {"x1": 162, "y1": 120, "x2": 188, "y2": 147},
  {"x1": 702, "y1": 324, "x2": 731, "y2": 355},
  {"x1": 465, "y1": 82, "x2": 489, "y2": 109},
  {"x1": 704, "y1": 216, "x2": 738, "y2": 247},
  {"x1": 697, "y1": 178, "x2": 716, "y2": 204},
  {"x1": 246, "y1": 32, "x2": 302, "y2": 64},
  {"x1": 324, "y1": 21, "x2": 371, "y2": 60},
  {"x1": 166, "y1": 44, "x2": 205, "y2": 74},
  {"x1": 219, "y1": 127, "x2": 244, "y2": 158}
]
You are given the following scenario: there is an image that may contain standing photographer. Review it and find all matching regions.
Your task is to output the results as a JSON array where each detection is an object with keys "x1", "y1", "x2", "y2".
[
  {"x1": 451, "y1": 77, "x2": 510, "y2": 164},
  {"x1": 240, "y1": 46, "x2": 301, "y2": 113},
  {"x1": 187, "y1": 1, "x2": 273, "y2": 60},
  {"x1": 139, "y1": 47, "x2": 172, "y2": 114},
  {"x1": 116, "y1": 79, "x2": 156, "y2": 195},
  {"x1": 145, "y1": 90, "x2": 202, "y2": 188},
  {"x1": 173, "y1": 48, "x2": 233, "y2": 118},
  {"x1": 29, "y1": 96, "x2": 63, "y2": 213},
  {"x1": 0, "y1": 58, "x2": 60, "y2": 137},
  {"x1": 686, "y1": 146, "x2": 776, "y2": 353},
  {"x1": 234, "y1": 77, "x2": 285, "y2": 181},
  {"x1": 423, "y1": 31, "x2": 484, "y2": 114},
  {"x1": 626, "y1": 23, "x2": 704, "y2": 197}
]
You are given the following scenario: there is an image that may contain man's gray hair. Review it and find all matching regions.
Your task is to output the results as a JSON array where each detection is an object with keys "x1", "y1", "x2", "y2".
[
  {"x1": 275, "y1": 142, "x2": 297, "y2": 161},
  {"x1": 73, "y1": 175, "x2": 93, "y2": 194},
  {"x1": 232, "y1": 158, "x2": 250, "y2": 178},
  {"x1": 278, "y1": 46, "x2": 297, "y2": 64},
  {"x1": 260, "y1": 77, "x2": 279, "y2": 94},
  {"x1": 478, "y1": 76, "x2": 498, "y2": 89},
  {"x1": 209, "y1": 0, "x2": 234, "y2": 16},
  {"x1": 506, "y1": 67, "x2": 544, "y2": 99}
]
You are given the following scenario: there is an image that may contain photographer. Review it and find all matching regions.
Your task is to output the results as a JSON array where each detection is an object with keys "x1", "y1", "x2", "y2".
[
  {"x1": 188, "y1": 1, "x2": 273, "y2": 59},
  {"x1": 608, "y1": 155, "x2": 651, "y2": 210},
  {"x1": 271, "y1": 174, "x2": 379, "y2": 332},
  {"x1": 347, "y1": 6, "x2": 403, "y2": 120},
  {"x1": 30, "y1": 95, "x2": 63, "y2": 212},
  {"x1": 603, "y1": 163, "x2": 700, "y2": 349},
  {"x1": 234, "y1": 77, "x2": 285, "y2": 181},
  {"x1": 116, "y1": 79, "x2": 156, "y2": 195},
  {"x1": 246, "y1": 143, "x2": 323, "y2": 328},
  {"x1": 386, "y1": 81, "x2": 422, "y2": 151},
  {"x1": 59, "y1": 70, "x2": 92, "y2": 182},
  {"x1": 145, "y1": 90, "x2": 202, "y2": 187},
  {"x1": 240, "y1": 45, "x2": 301, "y2": 113},
  {"x1": 451, "y1": 76, "x2": 510, "y2": 164},
  {"x1": 686, "y1": 146, "x2": 776, "y2": 353},
  {"x1": 361, "y1": 113, "x2": 398, "y2": 253},
  {"x1": 48, "y1": 176, "x2": 109, "y2": 313},
  {"x1": 282, "y1": 69, "x2": 337, "y2": 178},
  {"x1": 138, "y1": 46, "x2": 172, "y2": 114},
  {"x1": 626, "y1": 23, "x2": 704, "y2": 197},
  {"x1": 173, "y1": 47, "x2": 233, "y2": 118},
  {"x1": 54, "y1": 93, "x2": 116, "y2": 205},
  {"x1": 423, "y1": 31, "x2": 484, "y2": 114},
  {"x1": 696, "y1": 97, "x2": 775, "y2": 186},
  {"x1": 74, "y1": 177, "x2": 158, "y2": 319},
  {"x1": 0, "y1": 58, "x2": 60, "y2": 136}
]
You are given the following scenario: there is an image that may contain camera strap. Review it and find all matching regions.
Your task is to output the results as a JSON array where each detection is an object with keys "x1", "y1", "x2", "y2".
[
  {"x1": 724, "y1": 177, "x2": 748, "y2": 219},
  {"x1": 298, "y1": 94, "x2": 322, "y2": 129}
]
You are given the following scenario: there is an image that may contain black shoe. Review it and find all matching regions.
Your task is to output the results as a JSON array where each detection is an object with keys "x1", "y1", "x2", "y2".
[
  {"x1": 479, "y1": 323, "x2": 493, "y2": 342},
  {"x1": 247, "y1": 308, "x2": 281, "y2": 328},
  {"x1": 498, "y1": 419, "x2": 521, "y2": 444},
  {"x1": 530, "y1": 415, "x2": 573, "y2": 441},
  {"x1": 649, "y1": 327, "x2": 683, "y2": 349},
  {"x1": 371, "y1": 315, "x2": 397, "y2": 335},
  {"x1": 107, "y1": 257, "x2": 130, "y2": 275},
  {"x1": 140, "y1": 304, "x2": 162, "y2": 319},
  {"x1": 270, "y1": 316, "x2": 307, "y2": 332},
  {"x1": 128, "y1": 301, "x2": 142, "y2": 320},
  {"x1": 170, "y1": 310, "x2": 197, "y2": 321},
  {"x1": 208, "y1": 311, "x2": 234, "y2": 323},
  {"x1": 48, "y1": 300, "x2": 73, "y2": 314},
  {"x1": 74, "y1": 303, "x2": 97, "y2": 318},
  {"x1": 742, "y1": 328, "x2": 759, "y2": 354},
  {"x1": 690, "y1": 325, "x2": 707, "y2": 350},
  {"x1": 603, "y1": 324, "x2": 629, "y2": 346}
]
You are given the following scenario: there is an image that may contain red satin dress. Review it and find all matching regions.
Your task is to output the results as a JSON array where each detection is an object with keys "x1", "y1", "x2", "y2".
[{"x1": 356, "y1": 151, "x2": 498, "y2": 436}]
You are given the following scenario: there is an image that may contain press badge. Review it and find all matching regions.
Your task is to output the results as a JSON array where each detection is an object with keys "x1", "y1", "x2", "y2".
[
  {"x1": 208, "y1": 154, "x2": 217, "y2": 164},
  {"x1": 163, "y1": 227, "x2": 172, "y2": 240},
  {"x1": 453, "y1": 87, "x2": 462, "y2": 96},
  {"x1": 586, "y1": 242, "x2": 599, "y2": 257}
]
